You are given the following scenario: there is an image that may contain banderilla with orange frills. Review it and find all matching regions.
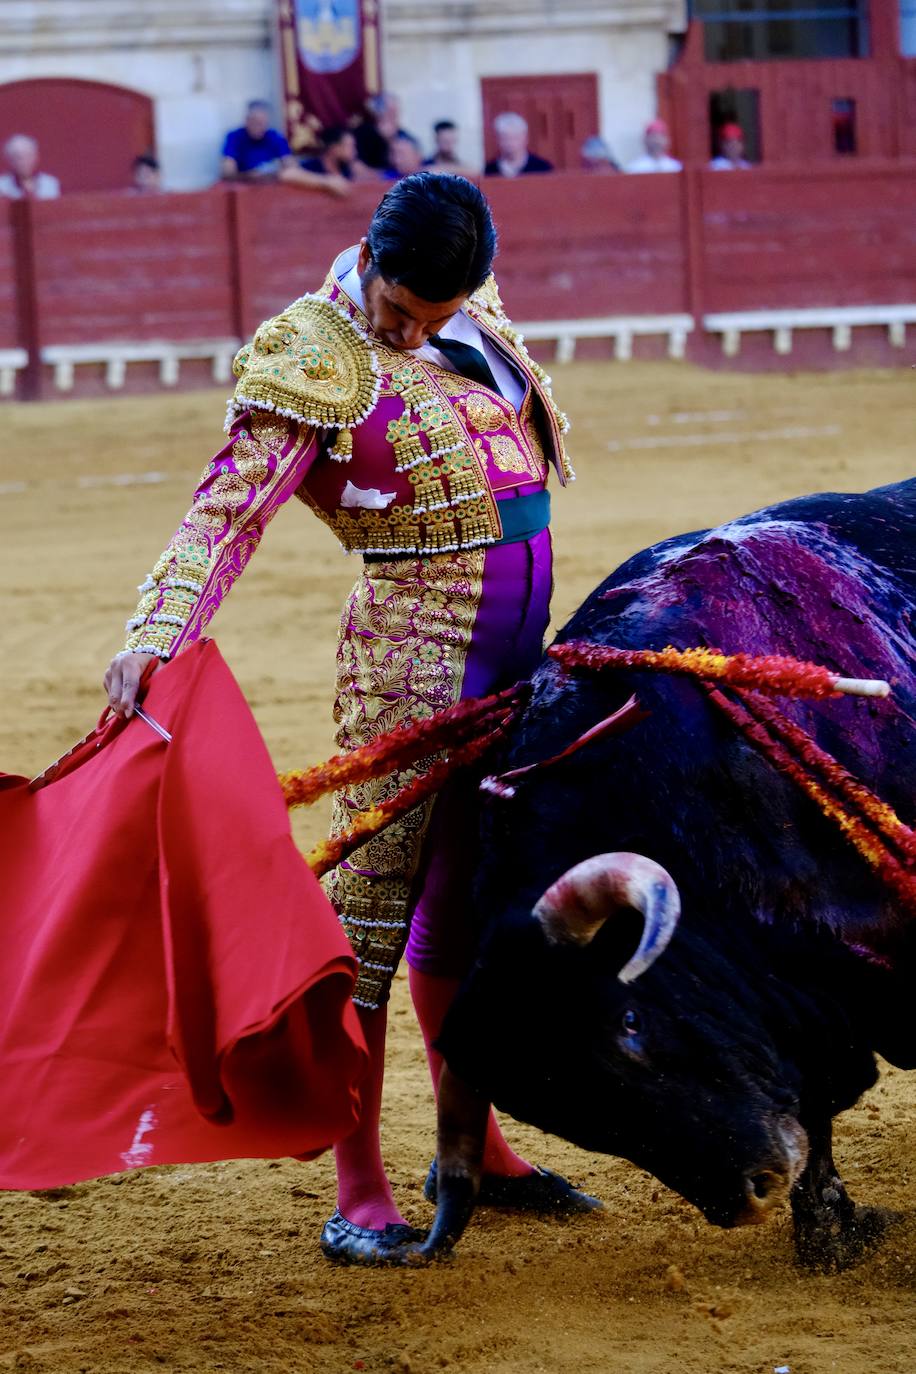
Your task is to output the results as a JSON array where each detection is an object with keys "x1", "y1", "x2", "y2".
[
  {"x1": 547, "y1": 638, "x2": 913, "y2": 929},
  {"x1": 278, "y1": 684, "x2": 526, "y2": 878},
  {"x1": 549, "y1": 641, "x2": 891, "y2": 699}
]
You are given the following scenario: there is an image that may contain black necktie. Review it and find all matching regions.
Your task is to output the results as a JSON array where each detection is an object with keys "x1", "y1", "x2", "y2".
[{"x1": 429, "y1": 334, "x2": 501, "y2": 395}]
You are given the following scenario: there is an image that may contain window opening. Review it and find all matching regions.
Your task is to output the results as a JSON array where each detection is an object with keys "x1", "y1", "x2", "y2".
[
  {"x1": 831, "y1": 98, "x2": 857, "y2": 152},
  {"x1": 692, "y1": 0, "x2": 869, "y2": 62}
]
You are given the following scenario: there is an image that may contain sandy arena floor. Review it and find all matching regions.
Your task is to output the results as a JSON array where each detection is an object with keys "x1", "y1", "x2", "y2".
[{"x1": 0, "y1": 363, "x2": 913, "y2": 1373}]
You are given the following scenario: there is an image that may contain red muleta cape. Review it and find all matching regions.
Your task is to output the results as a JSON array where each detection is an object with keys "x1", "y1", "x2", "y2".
[{"x1": 0, "y1": 640, "x2": 367, "y2": 1189}]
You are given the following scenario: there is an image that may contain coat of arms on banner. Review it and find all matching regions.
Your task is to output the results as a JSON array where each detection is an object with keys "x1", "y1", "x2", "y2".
[{"x1": 296, "y1": 1, "x2": 362, "y2": 74}]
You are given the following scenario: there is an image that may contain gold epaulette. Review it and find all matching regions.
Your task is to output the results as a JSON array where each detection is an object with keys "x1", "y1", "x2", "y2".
[
  {"x1": 228, "y1": 294, "x2": 381, "y2": 458},
  {"x1": 468, "y1": 274, "x2": 510, "y2": 330},
  {"x1": 468, "y1": 274, "x2": 572, "y2": 453}
]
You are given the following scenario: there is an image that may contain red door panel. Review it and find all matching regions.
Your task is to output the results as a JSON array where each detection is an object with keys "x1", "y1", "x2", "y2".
[
  {"x1": 481, "y1": 73, "x2": 600, "y2": 171},
  {"x1": 0, "y1": 79, "x2": 155, "y2": 194}
]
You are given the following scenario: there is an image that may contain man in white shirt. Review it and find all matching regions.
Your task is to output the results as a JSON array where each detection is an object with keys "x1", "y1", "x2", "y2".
[
  {"x1": 710, "y1": 123, "x2": 753, "y2": 170},
  {"x1": 626, "y1": 120, "x2": 682, "y2": 174},
  {"x1": 0, "y1": 135, "x2": 60, "y2": 200}
]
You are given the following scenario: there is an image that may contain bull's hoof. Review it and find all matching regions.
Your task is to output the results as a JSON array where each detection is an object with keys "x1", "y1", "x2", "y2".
[
  {"x1": 424, "y1": 1159, "x2": 603, "y2": 1213},
  {"x1": 417, "y1": 1240, "x2": 457, "y2": 1264},
  {"x1": 319, "y1": 1210, "x2": 427, "y2": 1267},
  {"x1": 793, "y1": 1203, "x2": 901, "y2": 1272}
]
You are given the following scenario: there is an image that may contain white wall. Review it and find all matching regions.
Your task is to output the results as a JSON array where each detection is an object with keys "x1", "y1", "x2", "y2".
[
  {"x1": 0, "y1": 0, "x2": 279, "y2": 190},
  {"x1": 0, "y1": 0, "x2": 685, "y2": 188},
  {"x1": 384, "y1": 0, "x2": 686, "y2": 169}
]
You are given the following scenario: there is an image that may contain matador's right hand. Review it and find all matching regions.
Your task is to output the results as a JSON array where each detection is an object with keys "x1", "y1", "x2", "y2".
[{"x1": 103, "y1": 652, "x2": 160, "y2": 719}]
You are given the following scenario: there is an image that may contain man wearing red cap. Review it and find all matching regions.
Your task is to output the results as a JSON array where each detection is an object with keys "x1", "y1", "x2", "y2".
[
  {"x1": 626, "y1": 119, "x2": 682, "y2": 174},
  {"x1": 710, "y1": 123, "x2": 752, "y2": 170}
]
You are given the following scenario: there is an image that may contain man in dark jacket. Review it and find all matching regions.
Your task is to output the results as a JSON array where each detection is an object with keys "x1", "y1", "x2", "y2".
[{"x1": 484, "y1": 112, "x2": 553, "y2": 177}]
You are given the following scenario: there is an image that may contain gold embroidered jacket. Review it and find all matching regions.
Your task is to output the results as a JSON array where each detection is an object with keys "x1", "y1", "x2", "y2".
[{"x1": 124, "y1": 250, "x2": 572, "y2": 660}]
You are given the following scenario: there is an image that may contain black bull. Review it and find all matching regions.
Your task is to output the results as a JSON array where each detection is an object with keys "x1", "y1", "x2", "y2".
[{"x1": 421, "y1": 479, "x2": 915, "y2": 1270}]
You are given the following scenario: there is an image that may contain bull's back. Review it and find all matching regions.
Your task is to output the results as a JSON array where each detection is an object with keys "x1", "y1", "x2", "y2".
[{"x1": 480, "y1": 480, "x2": 916, "y2": 959}]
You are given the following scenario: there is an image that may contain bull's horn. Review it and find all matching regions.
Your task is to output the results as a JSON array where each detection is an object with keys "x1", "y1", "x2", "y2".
[{"x1": 533, "y1": 853, "x2": 681, "y2": 984}]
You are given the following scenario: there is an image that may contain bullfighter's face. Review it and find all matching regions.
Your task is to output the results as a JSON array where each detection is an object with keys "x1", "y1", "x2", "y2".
[{"x1": 356, "y1": 238, "x2": 467, "y2": 352}]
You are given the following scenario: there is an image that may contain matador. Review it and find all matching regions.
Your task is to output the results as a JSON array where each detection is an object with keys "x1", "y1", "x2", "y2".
[{"x1": 106, "y1": 173, "x2": 602, "y2": 1264}]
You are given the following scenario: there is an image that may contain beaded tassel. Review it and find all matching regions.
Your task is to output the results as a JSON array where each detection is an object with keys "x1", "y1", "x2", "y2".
[
  {"x1": 331, "y1": 427, "x2": 353, "y2": 460},
  {"x1": 448, "y1": 467, "x2": 481, "y2": 502}
]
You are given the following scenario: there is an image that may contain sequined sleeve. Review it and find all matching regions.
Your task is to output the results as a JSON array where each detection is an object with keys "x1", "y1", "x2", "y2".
[{"x1": 123, "y1": 411, "x2": 319, "y2": 659}]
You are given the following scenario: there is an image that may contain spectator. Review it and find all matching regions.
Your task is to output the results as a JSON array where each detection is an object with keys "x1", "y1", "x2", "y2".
[
  {"x1": 221, "y1": 101, "x2": 294, "y2": 181},
  {"x1": 298, "y1": 126, "x2": 360, "y2": 179},
  {"x1": 384, "y1": 132, "x2": 423, "y2": 180},
  {"x1": 626, "y1": 119, "x2": 682, "y2": 174},
  {"x1": 354, "y1": 93, "x2": 411, "y2": 172},
  {"x1": 280, "y1": 125, "x2": 371, "y2": 196},
  {"x1": 0, "y1": 134, "x2": 60, "y2": 199},
  {"x1": 423, "y1": 120, "x2": 473, "y2": 174},
  {"x1": 484, "y1": 112, "x2": 553, "y2": 177},
  {"x1": 580, "y1": 135, "x2": 620, "y2": 174},
  {"x1": 130, "y1": 155, "x2": 162, "y2": 194},
  {"x1": 710, "y1": 122, "x2": 752, "y2": 170}
]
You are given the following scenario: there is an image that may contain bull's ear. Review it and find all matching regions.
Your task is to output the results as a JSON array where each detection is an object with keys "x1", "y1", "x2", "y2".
[{"x1": 533, "y1": 853, "x2": 681, "y2": 983}]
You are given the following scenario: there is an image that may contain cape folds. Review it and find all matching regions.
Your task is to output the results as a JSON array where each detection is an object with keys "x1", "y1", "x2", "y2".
[{"x1": 0, "y1": 641, "x2": 367, "y2": 1189}]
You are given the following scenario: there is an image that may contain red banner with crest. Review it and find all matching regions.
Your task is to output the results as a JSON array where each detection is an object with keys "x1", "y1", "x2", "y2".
[{"x1": 277, "y1": 0, "x2": 382, "y2": 152}]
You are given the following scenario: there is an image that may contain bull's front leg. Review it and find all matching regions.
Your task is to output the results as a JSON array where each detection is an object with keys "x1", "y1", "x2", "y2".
[
  {"x1": 791, "y1": 1119, "x2": 898, "y2": 1271},
  {"x1": 419, "y1": 1064, "x2": 489, "y2": 1260}
]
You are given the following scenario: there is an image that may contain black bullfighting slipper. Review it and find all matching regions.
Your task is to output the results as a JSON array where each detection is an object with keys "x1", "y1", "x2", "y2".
[
  {"x1": 319, "y1": 1209, "x2": 426, "y2": 1266},
  {"x1": 423, "y1": 1159, "x2": 603, "y2": 1213}
]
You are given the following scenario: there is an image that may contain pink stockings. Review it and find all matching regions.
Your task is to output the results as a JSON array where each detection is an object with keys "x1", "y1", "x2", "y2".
[
  {"x1": 408, "y1": 965, "x2": 534, "y2": 1177},
  {"x1": 333, "y1": 968, "x2": 532, "y2": 1230},
  {"x1": 333, "y1": 1002, "x2": 403, "y2": 1230}
]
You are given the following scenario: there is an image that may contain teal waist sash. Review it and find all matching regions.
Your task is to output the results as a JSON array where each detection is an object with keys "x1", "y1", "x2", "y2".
[
  {"x1": 494, "y1": 489, "x2": 551, "y2": 546},
  {"x1": 361, "y1": 489, "x2": 551, "y2": 564}
]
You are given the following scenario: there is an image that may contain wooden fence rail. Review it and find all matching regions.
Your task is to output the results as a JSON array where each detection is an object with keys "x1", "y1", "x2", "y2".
[{"x1": 2, "y1": 164, "x2": 915, "y2": 399}]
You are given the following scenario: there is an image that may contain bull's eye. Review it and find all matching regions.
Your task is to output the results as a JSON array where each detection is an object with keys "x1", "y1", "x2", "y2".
[{"x1": 622, "y1": 1009, "x2": 642, "y2": 1036}]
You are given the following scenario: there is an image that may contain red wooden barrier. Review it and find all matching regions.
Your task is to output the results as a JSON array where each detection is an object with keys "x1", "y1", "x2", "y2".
[
  {"x1": 0, "y1": 201, "x2": 18, "y2": 350},
  {"x1": 699, "y1": 163, "x2": 916, "y2": 313},
  {"x1": 1, "y1": 167, "x2": 915, "y2": 398},
  {"x1": 232, "y1": 182, "x2": 386, "y2": 334},
  {"x1": 483, "y1": 172, "x2": 688, "y2": 320},
  {"x1": 900, "y1": 62, "x2": 916, "y2": 160},
  {"x1": 231, "y1": 174, "x2": 689, "y2": 327},
  {"x1": 31, "y1": 191, "x2": 237, "y2": 346}
]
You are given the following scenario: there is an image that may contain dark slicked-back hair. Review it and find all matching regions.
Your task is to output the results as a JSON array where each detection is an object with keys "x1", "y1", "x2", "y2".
[{"x1": 364, "y1": 172, "x2": 496, "y2": 303}]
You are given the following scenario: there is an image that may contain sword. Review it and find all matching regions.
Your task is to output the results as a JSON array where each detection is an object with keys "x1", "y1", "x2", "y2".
[
  {"x1": 133, "y1": 706, "x2": 173, "y2": 743},
  {"x1": 29, "y1": 703, "x2": 173, "y2": 788}
]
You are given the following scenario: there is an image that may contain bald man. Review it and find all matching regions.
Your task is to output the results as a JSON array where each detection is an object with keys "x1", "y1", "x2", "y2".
[{"x1": 0, "y1": 135, "x2": 60, "y2": 199}]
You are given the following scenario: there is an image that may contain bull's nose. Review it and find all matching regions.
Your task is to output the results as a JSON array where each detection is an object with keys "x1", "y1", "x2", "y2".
[
  {"x1": 750, "y1": 1169, "x2": 785, "y2": 1205},
  {"x1": 736, "y1": 1167, "x2": 792, "y2": 1224},
  {"x1": 732, "y1": 1119, "x2": 809, "y2": 1226}
]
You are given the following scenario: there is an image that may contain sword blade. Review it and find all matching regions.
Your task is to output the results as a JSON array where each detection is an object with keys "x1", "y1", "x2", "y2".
[{"x1": 134, "y1": 706, "x2": 173, "y2": 743}]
